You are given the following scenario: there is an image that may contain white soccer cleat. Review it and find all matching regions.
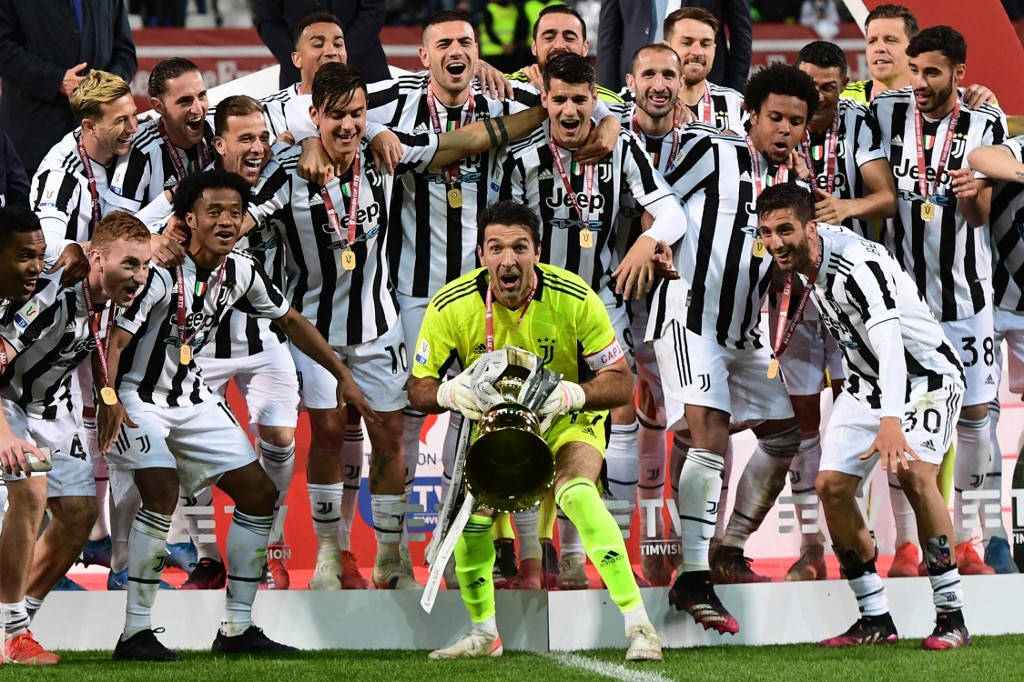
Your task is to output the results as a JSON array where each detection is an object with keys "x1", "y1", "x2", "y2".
[
  {"x1": 557, "y1": 552, "x2": 589, "y2": 590},
  {"x1": 428, "y1": 630, "x2": 503, "y2": 660},
  {"x1": 373, "y1": 558, "x2": 423, "y2": 590},
  {"x1": 625, "y1": 622, "x2": 663, "y2": 662},
  {"x1": 308, "y1": 556, "x2": 342, "y2": 590}
]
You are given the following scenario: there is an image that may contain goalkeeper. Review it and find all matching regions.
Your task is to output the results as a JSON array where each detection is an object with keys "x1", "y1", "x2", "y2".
[{"x1": 408, "y1": 201, "x2": 662, "y2": 662}]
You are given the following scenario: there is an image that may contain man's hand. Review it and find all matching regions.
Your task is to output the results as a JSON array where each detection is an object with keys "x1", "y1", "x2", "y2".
[
  {"x1": 789, "y1": 149, "x2": 811, "y2": 182},
  {"x1": 273, "y1": 131, "x2": 296, "y2": 146},
  {"x1": 575, "y1": 116, "x2": 620, "y2": 165},
  {"x1": 150, "y1": 231, "x2": 186, "y2": 268},
  {"x1": 813, "y1": 188, "x2": 849, "y2": 224},
  {"x1": 963, "y1": 83, "x2": 997, "y2": 109},
  {"x1": 673, "y1": 97, "x2": 697, "y2": 127},
  {"x1": 0, "y1": 430, "x2": 45, "y2": 476},
  {"x1": 521, "y1": 63, "x2": 543, "y2": 90},
  {"x1": 949, "y1": 167, "x2": 979, "y2": 200},
  {"x1": 97, "y1": 401, "x2": 138, "y2": 455},
  {"x1": 59, "y1": 62, "x2": 89, "y2": 98},
  {"x1": 474, "y1": 60, "x2": 514, "y2": 101},
  {"x1": 860, "y1": 415, "x2": 919, "y2": 472},
  {"x1": 49, "y1": 243, "x2": 89, "y2": 286},
  {"x1": 297, "y1": 137, "x2": 336, "y2": 185},
  {"x1": 369, "y1": 128, "x2": 403, "y2": 175},
  {"x1": 538, "y1": 379, "x2": 586, "y2": 416},
  {"x1": 613, "y1": 235, "x2": 658, "y2": 300},
  {"x1": 436, "y1": 367, "x2": 484, "y2": 420},
  {"x1": 652, "y1": 239, "x2": 679, "y2": 281},
  {"x1": 337, "y1": 379, "x2": 381, "y2": 427}
]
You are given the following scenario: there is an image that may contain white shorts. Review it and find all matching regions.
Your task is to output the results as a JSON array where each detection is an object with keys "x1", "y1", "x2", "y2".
[
  {"x1": 653, "y1": 321, "x2": 795, "y2": 431},
  {"x1": 1, "y1": 403, "x2": 93, "y2": 497},
  {"x1": 198, "y1": 342, "x2": 299, "y2": 429},
  {"x1": 768, "y1": 307, "x2": 845, "y2": 396},
  {"x1": 398, "y1": 293, "x2": 430, "y2": 362},
  {"x1": 821, "y1": 384, "x2": 963, "y2": 479},
  {"x1": 994, "y1": 307, "x2": 1024, "y2": 395},
  {"x1": 940, "y1": 307, "x2": 997, "y2": 406},
  {"x1": 105, "y1": 394, "x2": 258, "y2": 503},
  {"x1": 290, "y1": 322, "x2": 408, "y2": 413}
]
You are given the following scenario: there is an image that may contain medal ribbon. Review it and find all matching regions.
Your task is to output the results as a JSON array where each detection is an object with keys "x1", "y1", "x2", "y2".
[
  {"x1": 549, "y1": 138, "x2": 595, "y2": 226},
  {"x1": 773, "y1": 237, "x2": 824, "y2": 357},
  {"x1": 176, "y1": 260, "x2": 226, "y2": 349},
  {"x1": 427, "y1": 84, "x2": 475, "y2": 188},
  {"x1": 745, "y1": 135, "x2": 788, "y2": 196},
  {"x1": 320, "y1": 153, "x2": 361, "y2": 249},
  {"x1": 81, "y1": 280, "x2": 116, "y2": 387},
  {"x1": 914, "y1": 100, "x2": 961, "y2": 206},
  {"x1": 74, "y1": 132, "x2": 102, "y2": 231},
  {"x1": 158, "y1": 120, "x2": 210, "y2": 180},
  {"x1": 801, "y1": 108, "x2": 841, "y2": 194}
]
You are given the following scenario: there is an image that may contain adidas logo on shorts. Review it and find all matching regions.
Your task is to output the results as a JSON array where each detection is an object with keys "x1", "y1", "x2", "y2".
[
  {"x1": 922, "y1": 439, "x2": 936, "y2": 451},
  {"x1": 985, "y1": 375, "x2": 995, "y2": 385},
  {"x1": 599, "y1": 550, "x2": 622, "y2": 567}
]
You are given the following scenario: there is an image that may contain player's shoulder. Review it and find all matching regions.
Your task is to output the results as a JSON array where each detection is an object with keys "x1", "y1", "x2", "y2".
[
  {"x1": 260, "y1": 85, "x2": 296, "y2": 105},
  {"x1": 538, "y1": 264, "x2": 592, "y2": 303},
  {"x1": 708, "y1": 82, "x2": 743, "y2": 100},
  {"x1": 129, "y1": 118, "x2": 163, "y2": 154},
  {"x1": 838, "y1": 97, "x2": 871, "y2": 118},
  {"x1": 506, "y1": 125, "x2": 547, "y2": 156},
  {"x1": 395, "y1": 71, "x2": 430, "y2": 91},
  {"x1": 596, "y1": 83, "x2": 624, "y2": 103},
  {"x1": 36, "y1": 131, "x2": 81, "y2": 173},
  {"x1": 431, "y1": 268, "x2": 485, "y2": 312},
  {"x1": 266, "y1": 144, "x2": 303, "y2": 173},
  {"x1": 871, "y1": 86, "x2": 911, "y2": 108},
  {"x1": 966, "y1": 100, "x2": 1006, "y2": 124},
  {"x1": 8, "y1": 270, "x2": 64, "y2": 329}
]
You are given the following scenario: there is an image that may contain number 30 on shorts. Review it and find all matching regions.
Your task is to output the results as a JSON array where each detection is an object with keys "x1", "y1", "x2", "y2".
[
  {"x1": 961, "y1": 335, "x2": 994, "y2": 367},
  {"x1": 903, "y1": 407, "x2": 942, "y2": 434}
]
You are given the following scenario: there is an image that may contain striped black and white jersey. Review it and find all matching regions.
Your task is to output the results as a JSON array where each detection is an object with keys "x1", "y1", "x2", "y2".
[
  {"x1": 105, "y1": 117, "x2": 216, "y2": 213},
  {"x1": 260, "y1": 83, "x2": 317, "y2": 142},
  {"x1": 618, "y1": 81, "x2": 746, "y2": 133},
  {"x1": 116, "y1": 252, "x2": 289, "y2": 407},
  {"x1": 30, "y1": 130, "x2": 117, "y2": 260},
  {"x1": 0, "y1": 271, "x2": 112, "y2": 419},
  {"x1": 492, "y1": 122, "x2": 675, "y2": 304},
  {"x1": 809, "y1": 224, "x2": 964, "y2": 410},
  {"x1": 987, "y1": 134, "x2": 1024, "y2": 312},
  {"x1": 799, "y1": 98, "x2": 887, "y2": 239},
  {"x1": 366, "y1": 72, "x2": 538, "y2": 298},
  {"x1": 648, "y1": 129, "x2": 799, "y2": 349},
  {"x1": 248, "y1": 135, "x2": 437, "y2": 347},
  {"x1": 871, "y1": 88, "x2": 1006, "y2": 321}
]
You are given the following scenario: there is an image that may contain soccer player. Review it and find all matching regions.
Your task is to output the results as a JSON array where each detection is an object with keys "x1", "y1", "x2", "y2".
[
  {"x1": 494, "y1": 51, "x2": 685, "y2": 589},
  {"x1": 871, "y1": 25, "x2": 1006, "y2": 575},
  {"x1": 248, "y1": 62, "x2": 546, "y2": 590},
  {"x1": 757, "y1": 182, "x2": 971, "y2": 650},
  {"x1": 409, "y1": 200, "x2": 662, "y2": 662},
  {"x1": 0, "y1": 207, "x2": 53, "y2": 663},
  {"x1": 616, "y1": 63, "x2": 818, "y2": 632},
  {"x1": 965, "y1": 139, "x2": 1024, "y2": 573},
  {"x1": 4, "y1": 213, "x2": 150, "y2": 658},
  {"x1": 96, "y1": 170, "x2": 370, "y2": 660},
  {"x1": 775, "y1": 40, "x2": 896, "y2": 581}
]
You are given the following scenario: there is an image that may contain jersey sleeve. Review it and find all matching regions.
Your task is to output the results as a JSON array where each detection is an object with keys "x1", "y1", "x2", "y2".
[
  {"x1": 394, "y1": 131, "x2": 440, "y2": 176},
  {"x1": 576, "y1": 286, "x2": 624, "y2": 371},
  {"x1": 853, "y1": 107, "x2": 887, "y2": 168},
  {"x1": 116, "y1": 268, "x2": 169, "y2": 336},
  {"x1": 976, "y1": 106, "x2": 1009, "y2": 179},
  {"x1": 620, "y1": 130, "x2": 674, "y2": 206},
  {"x1": 1002, "y1": 134, "x2": 1024, "y2": 162},
  {"x1": 411, "y1": 295, "x2": 461, "y2": 381},
  {"x1": 235, "y1": 258, "x2": 290, "y2": 320},
  {"x1": 367, "y1": 76, "x2": 404, "y2": 128},
  {"x1": 0, "y1": 276, "x2": 63, "y2": 354},
  {"x1": 105, "y1": 145, "x2": 152, "y2": 214},
  {"x1": 247, "y1": 159, "x2": 293, "y2": 223},
  {"x1": 844, "y1": 258, "x2": 900, "y2": 330},
  {"x1": 30, "y1": 168, "x2": 81, "y2": 260}
]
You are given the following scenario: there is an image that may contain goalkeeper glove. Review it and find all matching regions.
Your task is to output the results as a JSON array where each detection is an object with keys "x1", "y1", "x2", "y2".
[
  {"x1": 436, "y1": 370, "x2": 484, "y2": 420},
  {"x1": 538, "y1": 380, "x2": 586, "y2": 417}
]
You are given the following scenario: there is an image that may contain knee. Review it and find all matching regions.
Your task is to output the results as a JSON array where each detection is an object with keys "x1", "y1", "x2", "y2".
[
  {"x1": 309, "y1": 409, "x2": 347, "y2": 445},
  {"x1": 7, "y1": 477, "x2": 48, "y2": 516},
  {"x1": 239, "y1": 474, "x2": 278, "y2": 516},
  {"x1": 896, "y1": 466, "x2": 937, "y2": 501},
  {"x1": 51, "y1": 497, "x2": 99, "y2": 537},
  {"x1": 257, "y1": 425, "x2": 295, "y2": 449},
  {"x1": 815, "y1": 471, "x2": 854, "y2": 507}
]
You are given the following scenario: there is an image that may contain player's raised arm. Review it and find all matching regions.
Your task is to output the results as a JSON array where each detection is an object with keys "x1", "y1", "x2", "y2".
[{"x1": 428, "y1": 105, "x2": 545, "y2": 172}]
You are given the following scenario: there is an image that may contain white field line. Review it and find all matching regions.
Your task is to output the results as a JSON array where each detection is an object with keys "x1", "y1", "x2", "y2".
[{"x1": 549, "y1": 652, "x2": 675, "y2": 682}]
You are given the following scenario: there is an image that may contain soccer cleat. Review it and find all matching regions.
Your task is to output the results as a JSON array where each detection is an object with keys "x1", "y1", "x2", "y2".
[
  {"x1": 888, "y1": 542, "x2": 921, "y2": 578},
  {"x1": 556, "y1": 552, "x2": 589, "y2": 590},
  {"x1": 106, "y1": 569, "x2": 175, "y2": 591},
  {"x1": 640, "y1": 549, "x2": 673, "y2": 587},
  {"x1": 785, "y1": 545, "x2": 827, "y2": 581},
  {"x1": 921, "y1": 612, "x2": 972, "y2": 650},
  {"x1": 164, "y1": 540, "x2": 198, "y2": 573},
  {"x1": 506, "y1": 558, "x2": 542, "y2": 589},
  {"x1": 540, "y1": 538, "x2": 560, "y2": 589},
  {"x1": 493, "y1": 538, "x2": 518, "y2": 585},
  {"x1": 340, "y1": 551, "x2": 372, "y2": 589},
  {"x1": 668, "y1": 576, "x2": 740, "y2": 635},
  {"x1": 264, "y1": 544, "x2": 290, "y2": 589},
  {"x1": 984, "y1": 537, "x2": 1019, "y2": 574},
  {"x1": 179, "y1": 558, "x2": 227, "y2": 590},
  {"x1": 710, "y1": 545, "x2": 771, "y2": 584},
  {"x1": 373, "y1": 557, "x2": 422, "y2": 590},
  {"x1": 819, "y1": 614, "x2": 899, "y2": 647},
  {"x1": 308, "y1": 556, "x2": 342, "y2": 590},
  {"x1": 3, "y1": 632, "x2": 60, "y2": 665},
  {"x1": 955, "y1": 541, "x2": 995, "y2": 575},
  {"x1": 80, "y1": 535, "x2": 112, "y2": 568},
  {"x1": 53, "y1": 575, "x2": 86, "y2": 591},
  {"x1": 112, "y1": 628, "x2": 180, "y2": 662},
  {"x1": 212, "y1": 625, "x2": 298, "y2": 654},
  {"x1": 625, "y1": 622, "x2": 663, "y2": 661},
  {"x1": 428, "y1": 630, "x2": 503, "y2": 660}
]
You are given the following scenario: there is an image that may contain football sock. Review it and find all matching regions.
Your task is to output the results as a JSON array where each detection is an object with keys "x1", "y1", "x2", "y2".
[
  {"x1": 722, "y1": 427, "x2": 799, "y2": 549},
  {"x1": 257, "y1": 438, "x2": 295, "y2": 546},
  {"x1": 338, "y1": 424, "x2": 364, "y2": 552},
  {"x1": 637, "y1": 410, "x2": 667, "y2": 544},
  {"x1": 0, "y1": 601, "x2": 29, "y2": 640},
  {"x1": 792, "y1": 434, "x2": 824, "y2": 548},
  {"x1": 23, "y1": 595, "x2": 43, "y2": 622},
  {"x1": 924, "y1": 534, "x2": 964, "y2": 613},
  {"x1": 124, "y1": 509, "x2": 171, "y2": 638},
  {"x1": 492, "y1": 513, "x2": 514, "y2": 540},
  {"x1": 557, "y1": 513, "x2": 584, "y2": 555},
  {"x1": 185, "y1": 487, "x2": 221, "y2": 562},
  {"x1": 539, "y1": 493, "x2": 556, "y2": 541},
  {"x1": 455, "y1": 514, "x2": 496, "y2": 623},
  {"x1": 677, "y1": 448, "x2": 724, "y2": 572},
  {"x1": 983, "y1": 400, "x2": 1008, "y2": 541},
  {"x1": 401, "y1": 410, "x2": 424, "y2": 557},
  {"x1": 510, "y1": 506, "x2": 541, "y2": 561},
  {"x1": 307, "y1": 482, "x2": 342, "y2": 560},
  {"x1": 220, "y1": 511, "x2": 272, "y2": 636},
  {"x1": 370, "y1": 494, "x2": 404, "y2": 562},
  {"x1": 953, "y1": 416, "x2": 990, "y2": 545},
  {"x1": 834, "y1": 546, "x2": 888, "y2": 617},
  {"x1": 605, "y1": 421, "x2": 639, "y2": 536}
]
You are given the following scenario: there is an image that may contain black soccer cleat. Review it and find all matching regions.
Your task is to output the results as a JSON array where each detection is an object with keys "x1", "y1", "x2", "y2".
[
  {"x1": 212, "y1": 625, "x2": 298, "y2": 654},
  {"x1": 820, "y1": 614, "x2": 899, "y2": 647},
  {"x1": 112, "y1": 628, "x2": 181, "y2": 662}
]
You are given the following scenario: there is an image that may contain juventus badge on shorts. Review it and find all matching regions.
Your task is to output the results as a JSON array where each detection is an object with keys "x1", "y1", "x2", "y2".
[
  {"x1": 447, "y1": 187, "x2": 462, "y2": 209},
  {"x1": 179, "y1": 343, "x2": 192, "y2": 365},
  {"x1": 767, "y1": 358, "x2": 780, "y2": 379},
  {"x1": 342, "y1": 247, "x2": 357, "y2": 271},
  {"x1": 100, "y1": 386, "x2": 118, "y2": 406},
  {"x1": 921, "y1": 199, "x2": 935, "y2": 222},
  {"x1": 579, "y1": 226, "x2": 594, "y2": 249},
  {"x1": 752, "y1": 237, "x2": 766, "y2": 258}
]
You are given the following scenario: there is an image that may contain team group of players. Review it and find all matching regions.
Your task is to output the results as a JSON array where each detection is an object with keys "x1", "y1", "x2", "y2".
[{"x1": 0, "y1": 0, "x2": 1018, "y2": 665}]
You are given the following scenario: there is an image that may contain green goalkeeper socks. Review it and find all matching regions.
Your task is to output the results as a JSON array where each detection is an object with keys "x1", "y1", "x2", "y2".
[
  {"x1": 455, "y1": 514, "x2": 497, "y2": 623},
  {"x1": 556, "y1": 477, "x2": 642, "y2": 613}
]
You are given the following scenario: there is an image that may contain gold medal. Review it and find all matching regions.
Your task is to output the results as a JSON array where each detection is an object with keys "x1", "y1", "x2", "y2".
[
  {"x1": 767, "y1": 358, "x2": 780, "y2": 379},
  {"x1": 342, "y1": 248, "x2": 357, "y2": 271},
  {"x1": 921, "y1": 199, "x2": 935, "y2": 222},
  {"x1": 179, "y1": 343, "x2": 192, "y2": 365},
  {"x1": 447, "y1": 186, "x2": 463, "y2": 209},
  {"x1": 752, "y1": 237, "x2": 766, "y2": 258},
  {"x1": 100, "y1": 386, "x2": 118, "y2": 406},
  {"x1": 580, "y1": 226, "x2": 594, "y2": 249}
]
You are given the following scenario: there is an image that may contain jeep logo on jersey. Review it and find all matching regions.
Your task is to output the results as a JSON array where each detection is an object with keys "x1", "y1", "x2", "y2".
[
  {"x1": 892, "y1": 158, "x2": 954, "y2": 187},
  {"x1": 544, "y1": 187, "x2": 606, "y2": 212},
  {"x1": 319, "y1": 202, "x2": 381, "y2": 234},
  {"x1": 814, "y1": 172, "x2": 849, "y2": 192}
]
